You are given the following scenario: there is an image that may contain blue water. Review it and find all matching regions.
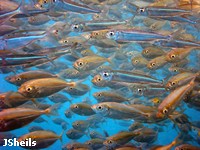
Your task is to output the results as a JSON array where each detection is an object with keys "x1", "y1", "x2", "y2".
[{"x1": 1, "y1": 0, "x2": 200, "y2": 150}]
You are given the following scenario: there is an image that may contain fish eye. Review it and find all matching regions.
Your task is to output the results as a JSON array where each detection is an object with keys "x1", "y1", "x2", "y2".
[
  {"x1": 108, "y1": 31, "x2": 115, "y2": 37},
  {"x1": 63, "y1": 40, "x2": 68, "y2": 43},
  {"x1": 76, "y1": 123, "x2": 79, "y2": 126},
  {"x1": 144, "y1": 50, "x2": 149, "y2": 54},
  {"x1": 138, "y1": 88, "x2": 142, "y2": 93},
  {"x1": 78, "y1": 62, "x2": 83, "y2": 66},
  {"x1": 103, "y1": 72, "x2": 109, "y2": 77},
  {"x1": 94, "y1": 14, "x2": 100, "y2": 19},
  {"x1": 87, "y1": 142, "x2": 92, "y2": 145},
  {"x1": 162, "y1": 108, "x2": 168, "y2": 114},
  {"x1": 151, "y1": 63, "x2": 156, "y2": 67},
  {"x1": 93, "y1": 32, "x2": 99, "y2": 36},
  {"x1": 108, "y1": 140, "x2": 112, "y2": 144},
  {"x1": 52, "y1": 0, "x2": 57, "y2": 3},
  {"x1": 97, "y1": 78, "x2": 101, "y2": 82},
  {"x1": 74, "y1": 105, "x2": 79, "y2": 109},
  {"x1": 40, "y1": 5, "x2": 43, "y2": 8},
  {"x1": 170, "y1": 54, "x2": 176, "y2": 59},
  {"x1": 171, "y1": 82, "x2": 176, "y2": 85},
  {"x1": 72, "y1": 24, "x2": 79, "y2": 30},
  {"x1": 173, "y1": 69, "x2": 177, "y2": 72},
  {"x1": 26, "y1": 87, "x2": 32, "y2": 92},
  {"x1": 98, "y1": 93, "x2": 102, "y2": 97},
  {"x1": 134, "y1": 60, "x2": 138, "y2": 63},
  {"x1": 44, "y1": 0, "x2": 47, "y2": 4},
  {"x1": 139, "y1": 8, "x2": 145, "y2": 13},
  {"x1": 97, "y1": 106, "x2": 103, "y2": 110},
  {"x1": 16, "y1": 77, "x2": 21, "y2": 81}
]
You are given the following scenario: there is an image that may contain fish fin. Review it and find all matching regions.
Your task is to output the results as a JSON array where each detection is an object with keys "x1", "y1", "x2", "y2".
[
  {"x1": 4, "y1": 91, "x2": 14, "y2": 108},
  {"x1": 15, "y1": 0, "x2": 26, "y2": 14},
  {"x1": 44, "y1": 103, "x2": 61, "y2": 116},
  {"x1": 168, "y1": 28, "x2": 184, "y2": 40},
  {"x1": 59, "y1": 130, "x2": 64, "y2": 142},
  {"x1": 103, "y1": 130, "x2": 109, "y2": 137}
]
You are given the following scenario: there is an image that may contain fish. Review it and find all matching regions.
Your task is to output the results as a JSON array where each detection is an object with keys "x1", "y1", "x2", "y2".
[
  {"x1": 0, "y1": 0, "x2": 26, "y2": 25},
  {"x1": 85, "y1": 138, "x2": 104, "y2": 150},
  {"x1": 165, "y1": 72, "x2": 198, "y2": 90},
  {"x1": 65, "y1": 109, "x2": 72, "y2": 118},
  {"x1": 0, "y1": 25, "x2": 17, "y2": 36},
  {"x1": 58, "y1": 68, "x2": 90, "y2": 79},
  {"x1": 93, "y1": 91, "x2": 130, "y2": 103},
  {"x1": 128, "y1": 122, "x2": 144, "y2": 131},
  {"x1": 52, "y1": 0, "x2": 101, "y2": 14},
  {"x1": 153, "y1": 39, "x2": 200, "y2": 48},
  {"x1": 165, "y1": 47, "x2": 195, "y2": 62},
  {"x1": 63, "y1": 142, "x2": 90, "y2": 150},
  {"x1": 0, "y1": 132, "x2": 16, "y2": 146},
  {"x1": 48, "y1": 93, "x2": 71, "y2": 103},
  {"x1": 175, "y1": 144, "x2": 200, "y2": 150},
  {"x1": 147, "y1": 55, "x2": 168, "y2": 70},
  {"x1": 103, "y1": 131, "x2": 139, "y2": 149},
  {"x1": 106, "y1": 29, "x2": 170, "y2": 42},
  {"x1": 127, "y1": 2, "x2": 193, "y2": 17},
  {"x1": 63, "y1": 83, "x2": 90, "y2": 97},
  {"x1": 149, "y1": 134, "x2": 180, "y2": 150},
  {"x1": 71, "y1": 20, "x2": 127, "y2": 32},
  {"x1": 18, "y1": 78, "x2": 76, "y2": 98},
  {"x1": 131, "y1": 55, "x2": 149, "y2": 68},
  {"x1": 132, "y1": 127, "x2": 158, "y2": 143},
  {"x1": 0, "y1": 91, "x2": 36, "y2": 109},
  {"x1": 70, "y1": 103, "x2": 96, "y2": 116},
  {"x1": 0, "y1": 104, "x2": 58, "y2": 131},
  {"x1": 157, "y1": 77, "x2": 197, "y2": 119},
  {"x1": 92, "y1": 102, "x2": 150, "y2": 120},
  {"x1": 28, "y1": 14, "x2": 50, "y2": 26},
  {"x1": 28, "y1": 126, "x2": 44, "y2": 132},
  {"x1": 128, "y1": 83, "x2": 166, "y2": 97},
  {"x1": 99, "y1": 70, "x2": 163, "y2": 84},
  {"x1": 142, "y1": 46, "x2": 166, "y2": 58},
  {"x1": 0, "y1": 33, "x2": 46, "y2": 50},
  {"x1": 66, "y1": 129, "x2": 85, "y2": 139},
  {"x1": 5, "y1": 70, "x2": 57, "y2": 86},
  {"x1": 73, "y1": 55, "x2": 112, "y2": 71},
  {"x1": 18, "y1": 130, "x2": 62, "y2": 149}
]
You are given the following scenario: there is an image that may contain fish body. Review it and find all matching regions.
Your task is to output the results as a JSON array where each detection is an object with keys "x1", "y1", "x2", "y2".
[
  {"x1": 6, "y1": 70, "x2": 57, "y2": 86},
  {"x1": 157, "y1": 78, "x2": 196, "y2": 118},
  {"x1": 71, "y1": 20, "x2": 127, "y2": 32},
  {"x1": 0, "y1": 106, "x2": 53, "y2": 131},
  {"x1": 18, "y1": 130, "x2": 62, "y2": 149},
  {"x1": 70, "y1": 103, "x2": 95, "y2": 116},
  {"x1": 53, "y1": 0, "x2": 101, "y2": 13},
  {"x1": 0, "y1": 33, "x2": 46, "y2": 50},
  {"x1": 153, "y1": 39, "x2": 200, "y2": 48},
  {"x1": 103, "y1": 131, "x2": 139, "y2": 149},
  {"x1": 74, "y1": 55, "x2": 111, "y2": 71},
  {"x1": 0, "y1": 91, "x2": 35, "y2": 108},
  {"x1": 106, "y1": 29, "x2": 169, "y2": 42},
  {"x1": 99, "y1": 70, "x2": 162, "y2": 84},
  {"x1": 18, "y1": 78, "x2": 74, "y2": 98}
]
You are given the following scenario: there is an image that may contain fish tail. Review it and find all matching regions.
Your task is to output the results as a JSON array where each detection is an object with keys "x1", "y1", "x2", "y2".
[
  {"x1": 16, "y1": 0, "x2": 26, "y2": 14},
  {"x1": 172, "y1": 133, "x2": 182, "y2": 147},
  {"x1": 59, "y1": 130, "x2": 64, "y2": 142},
  {"x1": 44, "y1": 103, "x2": 61, "y2": 115},
  {"x1": 107, "y1": 55, "x2": 116, "y2": 68}
]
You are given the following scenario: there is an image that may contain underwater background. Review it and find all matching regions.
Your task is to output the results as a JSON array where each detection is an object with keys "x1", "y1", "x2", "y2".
[{"x1": 0, "y1": 0, "x2": 200, "y2": 150}]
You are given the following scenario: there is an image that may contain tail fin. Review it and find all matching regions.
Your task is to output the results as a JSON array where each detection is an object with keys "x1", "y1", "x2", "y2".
[
  {"x1": 44, "y1": 103, "x2": 61, "y2": 116},
  {"x1": 59, "y1": 130, "x2": 64, "y2": 142}
]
